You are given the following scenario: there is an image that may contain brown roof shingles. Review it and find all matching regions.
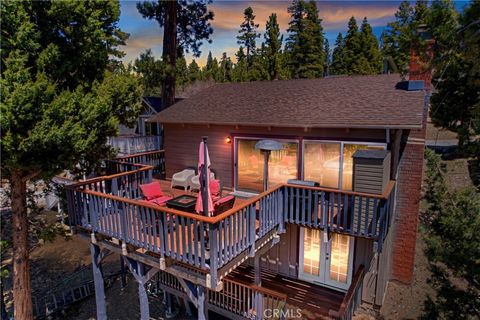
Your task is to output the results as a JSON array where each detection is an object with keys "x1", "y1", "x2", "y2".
[{"x1": 149, "y1": 74, "x2": 426, "y2": 129}]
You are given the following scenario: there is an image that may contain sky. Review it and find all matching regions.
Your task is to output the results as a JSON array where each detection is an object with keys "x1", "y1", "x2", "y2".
[{"x1": 117, "y1": 0, "x2": 469, "y2": 66}]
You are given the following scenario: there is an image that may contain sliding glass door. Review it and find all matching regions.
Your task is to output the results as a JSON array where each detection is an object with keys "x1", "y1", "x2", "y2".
[
  {"x1": 303, "y1": 141, "x2": 386, "y2": 190},
  {"x1": 235, "y1": 138, "x2": 298, "y2": 193},
  {"x1": 299, "y1": 228, "x2": 354, "y2": 291}
]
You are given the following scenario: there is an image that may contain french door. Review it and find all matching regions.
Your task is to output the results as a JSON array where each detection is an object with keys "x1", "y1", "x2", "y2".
[{"x1": 299, "y1": 228, "x2": 354, "y2": 291}]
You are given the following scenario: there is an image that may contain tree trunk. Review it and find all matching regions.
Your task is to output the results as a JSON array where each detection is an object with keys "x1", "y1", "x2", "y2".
[
  {"x1": 161, "y1": 0, "x2": 178, "y2": 109},
  {"x1": 11, "y1": 171, "x2": 33, "y2": 320}
]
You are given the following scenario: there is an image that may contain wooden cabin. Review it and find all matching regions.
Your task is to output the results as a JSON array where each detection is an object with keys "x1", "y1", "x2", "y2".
[{"x1": 66, "y1": 73, "x2": 428, "y2": 320}]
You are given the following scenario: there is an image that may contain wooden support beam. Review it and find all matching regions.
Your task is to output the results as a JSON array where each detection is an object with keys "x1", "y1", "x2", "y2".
[
  {"x1": 197, "y1": 285, "x2": 207, "y2": 320},
  {"x1": 90, "y1": 243, "x2": 107, "y2": 320},
  {"x1": 122, "y1": 257, "x2": 154, "y2": 320},
  {"x1": 254, "y1": 254, "x2": 264, "y2": 319}
]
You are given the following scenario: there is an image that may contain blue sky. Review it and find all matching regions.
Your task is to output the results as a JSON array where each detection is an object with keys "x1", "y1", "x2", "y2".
[{"x1": 118, "y1": 1, "x2": 469, "y2": 66}]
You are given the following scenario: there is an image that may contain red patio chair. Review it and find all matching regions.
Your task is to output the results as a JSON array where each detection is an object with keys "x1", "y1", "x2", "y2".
[{"x1": 139, "y1": 182, "x2": 172, "y2": 206}]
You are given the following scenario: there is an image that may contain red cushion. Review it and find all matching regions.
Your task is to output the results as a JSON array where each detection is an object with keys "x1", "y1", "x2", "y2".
[
  {"x1": 149, "y1": 196, "x2": 172, "y2": 206},
  {"x1": 210, "y1": 179, "x2": 221, "y2": 197},
  {"x1": 214, "y1": 195, "x2": 234, "y2": 207},
  {"x1": 140, "y1": 182, "x2": 164, "y2": 200}
]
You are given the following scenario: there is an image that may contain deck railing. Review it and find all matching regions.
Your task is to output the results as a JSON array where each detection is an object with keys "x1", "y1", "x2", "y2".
[
  {"x1": 117, "y1": 150, "x2": 165, "y2": 177},
  {"x1": 66, "y1": 151, "x2": 395, "y2": 289},
  {"x1": 283, "y1": 182, "x2": 395, "y2": 242},
  {"x1": 153, "y1": 270, "x2": 287, "y2": 320},
  {"x1": 329, "y1": 265, "x2": 365, "y2": 320},
  {"x1": 107, "y1": 135, "x2": 161, "y2": 155}
]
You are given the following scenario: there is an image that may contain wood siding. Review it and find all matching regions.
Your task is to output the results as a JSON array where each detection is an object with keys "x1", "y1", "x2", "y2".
[
  {"x1": 259, "y1": 224, "x2": 299, "y2": 278},
  {"x1": 163, "y1": 124, "x2": 387, "y2": 189}
]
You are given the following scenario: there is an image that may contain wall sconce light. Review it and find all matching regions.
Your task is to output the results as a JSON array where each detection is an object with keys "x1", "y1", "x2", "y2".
[{"x1": 225, "y1": 136, "x2": 232, "y2": 144}]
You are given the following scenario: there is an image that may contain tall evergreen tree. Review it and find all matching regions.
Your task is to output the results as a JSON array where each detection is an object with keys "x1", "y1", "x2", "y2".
[
  {"x1": 265, "y1": 13, "x2": 283, "y2": 80},
  {"x1": 188, "y1": 59, "x2": 200, "y2": 83},
  {"x1": 206, "y1": 51, "x2": 214, "y2": 71},
  {"x1": 0, "y1": 2, "x2": 142, "y2": 318},
  {"x1": 219, "y1": 52, "x2": 233, "y2": 82},
  {"x1": 176, "y1": 55, "x2": 189, "y2": 87},
  {"x1": 343, "y1": 16, "x2": 363, "y2": 74},
  {"x1": 359, "y1": 17, "x2": 382, "y2": 74},
  {"x1": 134, "y1": 49, "x2": 164, "y2": 96},
  {"x1": 264, "y1": 13, "x2": 283, "y2": 80},
  {"x1": 324, "y1": 38, "x2": 330, "y2": 76},
  {"x1": 331, "y1": 33, "x2": 346, "y2": 75},
  {"x1": 137, "y1": 0, "x2": 214, "y2": 108},
  {"x1": 237, "y1": 7, "x2": 260, "y2": 71},
  {"x1": 286, "y1": 0, "x2": 325, "y2": 78},
  {"x1": 233, "y1": 47, "x2": 248, "y2": 82}
]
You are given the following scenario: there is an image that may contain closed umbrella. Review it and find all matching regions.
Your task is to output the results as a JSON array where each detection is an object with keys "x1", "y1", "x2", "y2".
[{"x1": 195, "y1": 137, "x2": 214, "y2": 216}]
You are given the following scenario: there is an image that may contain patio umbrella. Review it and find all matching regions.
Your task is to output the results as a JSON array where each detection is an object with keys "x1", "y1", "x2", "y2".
[{"x1": 195, "y1": 137, "x2": 214, "y2": 216}]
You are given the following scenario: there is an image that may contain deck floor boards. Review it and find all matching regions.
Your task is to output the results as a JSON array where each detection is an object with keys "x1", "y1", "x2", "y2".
[{"x1": 227, "y1": 264, "x2": 345, "y2": 319}]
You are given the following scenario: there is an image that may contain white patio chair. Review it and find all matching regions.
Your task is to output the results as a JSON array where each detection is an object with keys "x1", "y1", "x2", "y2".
[
  {"x1": 189, "y1": 172, "x2": 215, "y2": 191},
  {"x1": 171, "y1": 169, "x2": 196, "y2": 190}
]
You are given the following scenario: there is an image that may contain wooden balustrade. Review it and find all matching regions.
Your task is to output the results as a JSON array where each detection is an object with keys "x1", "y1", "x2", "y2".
[
  {"x1": 107, "y1": 135, "x2": 161, "y2": 155},
  {"x1": 329, "y1": 265, "x2": 365, "y2": 320},
  {"x1": 118, "y1": 150, "x2": 165, "y2": 177}
]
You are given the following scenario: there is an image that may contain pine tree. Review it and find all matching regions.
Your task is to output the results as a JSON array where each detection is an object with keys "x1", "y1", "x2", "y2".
[
  {"x1": 343, "y1": 16, "x2": 362, "y2": 74},
  {"x1": 360, "y1": 17, "x2": 382, "y2": 74},
  {"x1": 176, "y1": 56, "x2": 189, "y2": 87},
  {"x1": 381, "y1": 1, "x2": 424, "y2": 74},
  {"x1": 188, "y1": 59, "x2": 200, "y2": 83},
  {"x1": 233, "y1": 47, "x2": 248, "y2": 82},
  {"x1": 264, "y1": 13, "x2": 283, "y2": 80},
  {"x1": 324, "y1": 38, "x2": 330, "y2": 76},
  {"x1": 206, "y1": 51, "x2": 214, "y2": 71},
  {"x1": 134, "y1": 49, "x2": 164, "y2": 96},
  {"x1": 286, "y1": 0, "x2": 325, "y2": 78},
  {"x1": 237, "y1": 7, "x2": 260, "y2": 71},
  {"x1": 219, "y1": 52, "x2": 233, "y2": 82},
  {"x1": 331, "y1": 33, "x2": 346, "y2": 75}
]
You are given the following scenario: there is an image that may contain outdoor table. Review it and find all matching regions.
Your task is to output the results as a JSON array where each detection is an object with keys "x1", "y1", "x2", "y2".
[{"x1": 166, "y1": 194, "x2": 197, "y2": 213}]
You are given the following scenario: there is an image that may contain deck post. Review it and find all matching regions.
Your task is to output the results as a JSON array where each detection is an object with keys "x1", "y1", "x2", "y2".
[
  {"x1": 165, "y1": 292, "x2": 175, "y2": 319},
  {"x1": 197, "y1": 285, "x2": 207, "y2": 320},
  {"x1": 137, "y1": 262, "x2": 149, "y2": 320},
  {"x1": 254, "y1": 254, "x2": 263, "y2": 319},
  {"x1": 90, "y1": 242, "x2": 107, "y2": 320},
  {"x1": 120, "y1": 256, "x2": 126, "y2": 289}
]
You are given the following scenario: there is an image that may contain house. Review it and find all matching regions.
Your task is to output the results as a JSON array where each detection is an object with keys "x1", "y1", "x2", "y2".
[
  {"x1": 66, "y1": 56, "x2": 429, "y2": 319},
  {"x1": 107, "y1": 96, "x2": 164, "y2": 155}
]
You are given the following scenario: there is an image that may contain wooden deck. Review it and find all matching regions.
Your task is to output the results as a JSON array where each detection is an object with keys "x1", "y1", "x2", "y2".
[{"x1": 227, "y1": 264, "x2": 345, "y2": 319}]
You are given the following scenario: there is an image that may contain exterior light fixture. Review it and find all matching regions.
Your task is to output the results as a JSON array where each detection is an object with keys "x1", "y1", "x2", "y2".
[{"x1": 225, "y1": 136, "x2": 232, "y2": 144}]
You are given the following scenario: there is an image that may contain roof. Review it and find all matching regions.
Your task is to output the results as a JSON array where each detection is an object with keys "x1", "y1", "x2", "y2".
[
  {"x1": 142, "y1": 96, "x2": 163, "y2": 113},
  {"x1": 149, "y1": 74, "x2": 426, "y2": 129}
]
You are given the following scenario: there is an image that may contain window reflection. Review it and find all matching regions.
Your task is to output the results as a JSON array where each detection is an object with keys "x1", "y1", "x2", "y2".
[
  {"x1": 303, "y1": 228, "x2": 321, "y2": 276},
  {"x1": 303, "y1": 142, "x2": 341, "y2": 188},
  {"x1": 237, "y1": 139, "x2": 298, "y2": 192},
  {"x1": 329, "y1": 233, "x2": 350, "y2": 283}
]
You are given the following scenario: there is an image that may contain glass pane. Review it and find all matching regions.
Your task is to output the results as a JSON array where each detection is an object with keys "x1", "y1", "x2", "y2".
[
  {"x1": 329, "y1": 233, "x2": 350, "y2": 283},
  {"x1": 303, "y1": 142, "x2": 341, "y2": 188},
  {"x1": 268, "y1": 142, "x2": 298, "y2": 187},
  {"x1": 303, "y1": 229, "x2": 321, "y2": 276},
  {"x1": 342, "y1": 144, "x2": 385, "y2": 190},
  {"x1": 237, "y1": 139, "x2": 264, "y2": 192},
  {"x1": 237, "y1": 139, "x2": 298, "y2": 192}
]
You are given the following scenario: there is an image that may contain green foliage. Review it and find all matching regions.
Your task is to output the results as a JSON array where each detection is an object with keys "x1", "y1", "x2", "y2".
[
  {"x1": 429, "y1": 0, "x2": 479, "y2": 156},
  {"x1": 381, "y1": 1, "x2": 429, "y2": 75},
  {"x1": 331, "y1": 33, "x2": 346, "y2": 75},
  {"x1": 188, "y1": 59, "x2": 201, "y2": 83},
  {"x1": 286, "y1": 0, "x2": 325, "y2": 78},
  {"x1": 237, "y1": 7, "x2": 260, "y2": 70},
  {"x1": 0, "y1": 0, "x2": 142, "y2": 179},
  {"x1": 136, "y1": 0, "x2": 214, "y2": 57},
  {"x1": 232, "y1": 47, "x2": 248, "y2": 82},
  {"x1": 218, "y1": 53, "x2": 233, "y2": 82},
  {"x1": 359, "y1": 17, "x2": 382, "y2": 74},
  {"x1": 134, "y1": 49, "x2": 164, "y2": 96},
  {"x1": 264, "y1": 13, "x2": 283, "y2": 80},
  {"x1": 176, "y1": 56, "x2": 189, "y2": 87},
  {"x1": 422, "y1": 149, "x2": 480, "y2": 319}
]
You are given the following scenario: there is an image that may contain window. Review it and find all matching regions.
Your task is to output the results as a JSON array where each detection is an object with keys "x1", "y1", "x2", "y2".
[
  {"x1": 303, "y1": 142, "x2": 341, "y2": 188},
  {"x1": 303, "y1": 141, "x2": 386, "y2": 190},
  {"x1": 236, "y1": 138, "x2": 298, "y2": 193}
]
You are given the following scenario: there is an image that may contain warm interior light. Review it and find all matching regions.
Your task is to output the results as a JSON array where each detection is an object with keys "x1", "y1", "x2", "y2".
[{"x1": 225, "y1": 136, "x2": 232, "y2": 144}]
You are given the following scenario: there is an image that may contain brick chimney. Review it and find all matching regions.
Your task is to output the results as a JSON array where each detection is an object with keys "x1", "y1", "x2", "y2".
[{"x1": 409, "y1": 25, "x2": 435, "y2": 91}]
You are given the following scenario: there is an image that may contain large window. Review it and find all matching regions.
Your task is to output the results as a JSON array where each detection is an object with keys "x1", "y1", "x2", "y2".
[
  {"x1": 303, "y1": 141, "x2": 386, "y2": 190},
  {"x1": 236, "y1": 138, "x2": 298, "y2": 193}
]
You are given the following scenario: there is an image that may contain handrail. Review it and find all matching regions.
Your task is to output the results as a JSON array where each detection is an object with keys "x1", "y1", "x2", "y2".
[
  {"x1": 284, "y1": 180, "x2": 395, "y2": 200},
  {"x1": 69, "y1": 164, "x2": 153, "y2": 188},
  {"x1": 118, "y1": 149, "x2": 165, "y2": 160},
  {"x1": 330, "y1": 265, "x2": 365, "y2": 319}
]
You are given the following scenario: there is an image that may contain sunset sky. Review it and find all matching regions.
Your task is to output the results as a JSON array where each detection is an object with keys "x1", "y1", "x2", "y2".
[{"x1": 118, "y1": 1, "x2": 469, "y2": 66}]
